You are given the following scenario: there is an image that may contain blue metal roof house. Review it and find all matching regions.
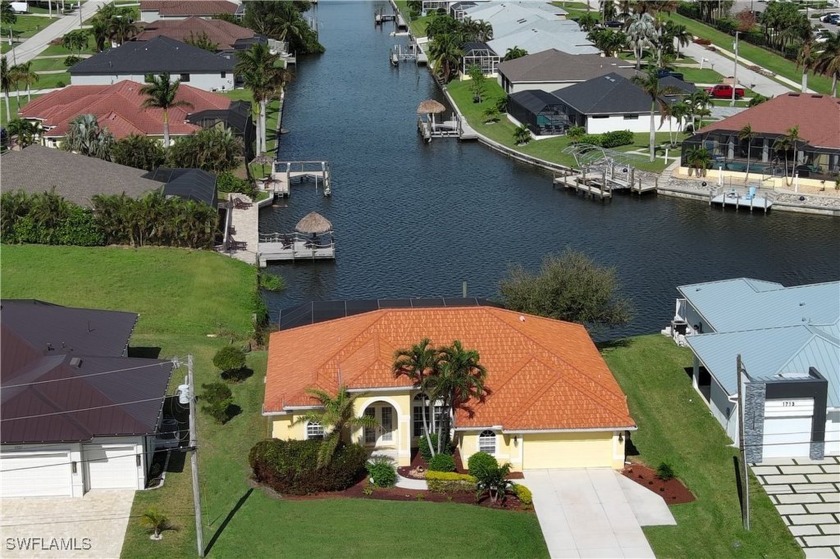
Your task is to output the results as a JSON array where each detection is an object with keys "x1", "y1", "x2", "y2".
[{"x1": 666, "y1": 278, "x2": 839, "y2": 463}]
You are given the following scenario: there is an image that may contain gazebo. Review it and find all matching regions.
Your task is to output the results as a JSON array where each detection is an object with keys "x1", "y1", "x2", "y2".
[
  {"x1": 417, "y1": 99, "x2": 446, "y2": 127},
  {"x1": 295, "y1": 211, "x2": 334, "y2": 249}
]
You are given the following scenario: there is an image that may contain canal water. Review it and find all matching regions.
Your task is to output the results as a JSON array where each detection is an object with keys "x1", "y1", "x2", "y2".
[{"x1": 260, "y1": 0, "x2": 840, "y2": 339}]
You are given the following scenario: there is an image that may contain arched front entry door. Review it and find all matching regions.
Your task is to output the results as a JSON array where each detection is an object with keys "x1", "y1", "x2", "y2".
[{"x1": 363, "y1": 402, "x2": 396, "y2": 448}]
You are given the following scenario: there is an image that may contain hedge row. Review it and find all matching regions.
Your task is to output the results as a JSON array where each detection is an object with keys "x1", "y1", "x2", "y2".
[
  {"x1": 571, "y1": 130, "x2": 635, "y2": 148},
  {"x1": 426, "y1": 471, "x2": 477, "y2": 493},
  {"x1": 249, "y1": 439, "x2": 368, "y2": 495}
]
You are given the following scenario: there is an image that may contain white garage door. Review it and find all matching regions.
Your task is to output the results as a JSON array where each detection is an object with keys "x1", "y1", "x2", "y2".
[
  {"x1": 763, "y1": 417, "x2": 812, "y2": 459},
  {"x1": 83, "y1": 445, "x2": 138, "y2": 490},
  {"x1": 1, "y1": 451, "x2": 72, "y2": 497}
]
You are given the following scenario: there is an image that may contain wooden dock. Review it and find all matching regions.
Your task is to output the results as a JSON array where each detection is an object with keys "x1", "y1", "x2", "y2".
[
  {"x1": 268, "y1": 160, "x2": 332, "y2": 198},
  {"x1": 710, "y1": 188, "x2": 772, "y2": 213},
  {"x1": 258, "y1": 232, "x2": 336, "y2": 267},
  {"x1": 553, "y1": 168, "x2": 657, "y2": 200},
  {"x1": 375, "y1": 12, "x2": 397, "y2": 25}
]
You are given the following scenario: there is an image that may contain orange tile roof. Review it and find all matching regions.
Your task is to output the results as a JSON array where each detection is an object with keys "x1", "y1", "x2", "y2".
[
  {"x1": 264, "y1": 307, "x2": 635, "y2": 431},
  {"x1": 19, "y1": 80, "x2": 231, "y2": 139}
]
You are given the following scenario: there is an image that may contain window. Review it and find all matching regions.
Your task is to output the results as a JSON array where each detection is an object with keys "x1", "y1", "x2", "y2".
[
  {"x1": 412, "y1": 394, "x2": 443, "y2": 438},
  {"x1": 623, "y1": 114, "x2": 639, "y2": 120},
  {"x1": 221, "y1": 71, "x2": 226, "y2": 78},
  {"x1": 381, "y1": 407, "x2": 393, "y2": 442},
  {"x1": 478, "y1": 430, "x2": 496, "y2": 455},
  {"x1": 364, "y1": 408, "x2": 376, "y2": 444},
  {"x1": 592, "y1": 115, "x2": 608, "y2": 119},
  {"x1": 180, "y1": 73, "x2": 190, "y2": 82},
  {"x1": 305, "y1": 422, "x2": 324, "y2": 440}
]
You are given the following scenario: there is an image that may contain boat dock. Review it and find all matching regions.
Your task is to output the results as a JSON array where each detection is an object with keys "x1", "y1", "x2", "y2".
[
  {"x1": 553, "y1": 168, "x2": 657, "y2": 201},
  {"x1": 390, "y1": 43, "x2": 426, "y2": 65},
  {"x1": 258, "y1": 232, "x2": 336, "y2": 267},
  {"x1": 375, "y1": 11, "x2": 397, "y2": 25},
  {"x1": 264, "y1": 160, "x2": 332, "y2": 198},
  {"x1": 710, "y1": 187, "x2": 772, "y2": 212}
]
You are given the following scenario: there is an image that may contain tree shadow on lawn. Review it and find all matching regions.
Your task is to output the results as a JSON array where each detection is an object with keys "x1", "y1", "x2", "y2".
[
  {"x1": 204, "y1": 488, "x2": 254, "y2": 556},
  {"x1": 128, "y1": 346, "x2": 162, "y2": 358},
  {"x1": 221, "y1": 367, "x2": 254, "y2": 383},
  {"x1": 595, "y1": 338, "x2": 633, "y2": 351}
]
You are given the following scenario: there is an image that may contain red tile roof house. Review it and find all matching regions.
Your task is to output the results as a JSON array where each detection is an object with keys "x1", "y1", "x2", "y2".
[
  {"x1": 680, "y1": 93, "x2": 840, "y2": 190},
  {"x1": 0, "y1": 300, "x2": 174, "y2": 498},
  {"x1": 139, "y1": 0, "x2": 241, "y2": 23},
  {"x1": 136, "y1": 16, "x2": 262, "y2": 52},
  {"x1": 263, "y1": 303, "x2": 636, "y2": 471},
  {"x1": 18, "y1": 79, "x2": 254, "y2": 151}
]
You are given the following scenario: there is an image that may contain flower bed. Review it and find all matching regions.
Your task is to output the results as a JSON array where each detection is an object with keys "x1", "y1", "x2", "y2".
[{"x1": 622, "y1": 461, "x2": 695, "y2": 505}]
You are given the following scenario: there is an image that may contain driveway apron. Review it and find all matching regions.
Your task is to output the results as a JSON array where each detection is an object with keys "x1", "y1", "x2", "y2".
[
  {"x1": 524, "y1": 469, "x2": 658, "y2": 559},
  {"x1": 0, "y1": 489, "x2": 135, "y2": 558}
]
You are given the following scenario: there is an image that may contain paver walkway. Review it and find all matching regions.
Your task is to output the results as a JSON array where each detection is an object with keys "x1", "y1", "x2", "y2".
[
  {"x1": 0, "y1": 490, "x2": 135, "y2": 558},
  {"x1": 524, "y1": 468, "x2": 674, "y2": 559},
  {"x1": 752, "y1": 457, "x2": 840, "y2": 559},
  {"x1": 224, "y1": 193, "x2": 259, "y2": 265}
]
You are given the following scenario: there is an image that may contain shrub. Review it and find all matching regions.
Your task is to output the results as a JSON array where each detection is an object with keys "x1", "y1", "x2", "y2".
[
  {"x1": 512, "y1": 483, "x2": 532, "y2": 506},
  {"x1": 600, "y1": 130, "x2": 634, "y2": 148},
  {"x1": 249, "y1": 438, "x2": 367, "y2": 495},
  {"x1": 259, "y1": 273, "x2": 286, "y2": 292},
  {"x1": 213, "y1": 346, "x2": 246, "y2": 373},
  {"x1": 64, "y1": 55, "x2": 82, "y2": 67},
  {"x1": 428, "y1": 453, "x2": 456, "y2": 472},
  {"x1": 467, "y1": 451, "x2": 497, "y2": 478},
  {"x1": 56, "y1": 81, "x2": 66, "y2": 88},
  {"x1": 426, "y1": 471, "x2": 476, "y2": 493},
  {"x1": 366, "y1": 455, "x2": 397, "y2": 487},
  {"x1": 200, "y1": 382, "x2": 233, "y2": 424},
  {"x1": 419, "y1": 432, "x2": 446, "y2": 461},
  {"x1": 567, "y1": 125, "x2": 586, "y2": 139},
  {"x1": 574, "y1": 133, "x2": 603, "y2": 146},
  {"x1": 656, "y1": 462, "x2": 675, "y2": 481},
  {"x1": 216, "y1": 171, "x2": 256, "y2": 198},
  {"x1": 475, "y1": 462, "x2": 513, "y2": 503}
]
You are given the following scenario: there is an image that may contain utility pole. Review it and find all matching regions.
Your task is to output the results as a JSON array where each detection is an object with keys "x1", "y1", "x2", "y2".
[
  {"x1": 187, "y1": 355, "x2": 206, "y2": 557},
  {"x1": 731, "y1": 31, "x2": 739, "y2": 107}
]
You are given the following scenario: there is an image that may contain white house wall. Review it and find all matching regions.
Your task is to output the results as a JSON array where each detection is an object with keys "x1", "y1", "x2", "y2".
[
  {"x1": 826, "y1": 410, "x2": 840, "y2": 456},
  {"x1": 586, "y1": 114, "x2": 679, "y2": 135},
  {"x1": 71, "y1": 72, "x2": 234, "y2": 92},
  {"x1": 505, "y1": 81, "x2": 577, "y2": 94}
]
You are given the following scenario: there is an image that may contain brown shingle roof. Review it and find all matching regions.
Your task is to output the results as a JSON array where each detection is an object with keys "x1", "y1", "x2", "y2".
[
  {"x1": 140, "y1": 0, "x2": 238, "y2": 16},
  {"x1": 137, "y1": 16, "x2": 256, "y2": 50},
  {"x1": 498, "y1": 48, "x2": 635, "y2": 84},
  {"x1": 1, "y1": 145, "x2": 165, "y2": 207},
  {"x1": 0, "y1": 300, "x2": 173, "y2": 444},
  {"x1": 265, "y1": 306, "x2": 635, "y2": 431},
  {"x1": 698, "y1": 93, "x2": 840, "y2": 149}
]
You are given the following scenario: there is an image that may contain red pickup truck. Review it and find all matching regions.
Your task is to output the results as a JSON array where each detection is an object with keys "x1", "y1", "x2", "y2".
[{"x1": 706, "y1": 84, "x2": 745, "y2": 99}]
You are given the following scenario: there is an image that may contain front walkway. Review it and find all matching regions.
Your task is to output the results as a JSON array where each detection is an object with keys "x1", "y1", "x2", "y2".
[
  {"x1": 752, "y1": 457, "x2": 840, "y2": 559},
  {"x1": 0, "y1": 490, "x2": 135, "y2": 558},
  {"x1": 523, "y1": 468, "x2": 675, "y2": 559}
]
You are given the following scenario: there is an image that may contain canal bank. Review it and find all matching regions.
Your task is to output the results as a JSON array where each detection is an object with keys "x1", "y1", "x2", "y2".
[{"x1": 260, "y1": 0, "x2": 839, "y2": 341}]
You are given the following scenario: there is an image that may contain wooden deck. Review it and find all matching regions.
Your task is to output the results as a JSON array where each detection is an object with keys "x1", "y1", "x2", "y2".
[
  {"x1": 710, "y1": 188, "x2": 772, "y2": 212},
  {"x1": 553, "y1": 169, "x2": 657, "y2": 200},
  {"x1": 258, "y1": 233, "x2": 336, "y2": 267},
  {"x1": 268, "y1": 160, "x2": 331, "y2": 197}
]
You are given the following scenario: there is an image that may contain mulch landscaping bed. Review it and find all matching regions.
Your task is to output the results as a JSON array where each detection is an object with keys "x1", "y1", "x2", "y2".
[{"x1": 622, "y1": 461, "x2": 695, "y2": 505}]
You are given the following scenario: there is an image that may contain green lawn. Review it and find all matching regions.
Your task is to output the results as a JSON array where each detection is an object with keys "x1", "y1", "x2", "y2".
[
  {"x1": 667, "y1": 13, "x2": 833, "y2": 95},
  {"x1": 1, "y1": 14, "x2": 58, "y2": 41},
  {"x1": 32, "y1": 71, "x2": 70, "y2": 90},
  {"x1": 29, "y1": 56, "x2": 71, "y2": 72},
  {"x1": 604, "y1": 335, "x2": 802, "y2": 559},
  {"x1": 675, "y1": 66, "x2": 724, "y2": 85},
  {"x1": 39, "y1": 33, "x2": 97, "y2": 56},
  {"x1": 447, "y1": 79, "x2": 680, "y2": 173}
]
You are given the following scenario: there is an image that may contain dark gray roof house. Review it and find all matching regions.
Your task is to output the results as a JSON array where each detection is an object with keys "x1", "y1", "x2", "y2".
[
  {"x1": 1, "y1": 145, "x2": 165, "y2": 207},
  {"x1": 552, "y1": 72, "x2": 653, "y2": 115},
  {"x1": 497, "y1": 49, "x2": 635, "y2": 93},
  {"x1": 508, "y1": 89, "x2": 568, "y2": 135},
  {"x1": 148, "y1": 167, "x2": 218, "y2": 206},
  {"x1": 70, "y1": 36, "x2": 234, "y2": 76},
  {"x1": 0, "y1": 300, "x2": 173, "y2": 445}
]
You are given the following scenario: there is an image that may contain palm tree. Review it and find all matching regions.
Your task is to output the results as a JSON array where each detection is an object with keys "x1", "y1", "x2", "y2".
[
  {"x1": 814, "y1": 30, "x2": 840, "y2": 96},
  {"x1": 428, "y1": 32, "x2": 463, "y2": 82},
  {"x1": 503, "y1": 46, "x2": 528, "y2": 61},
  {"x1": 292, "y1": 386, "x2": 378, "y2": 468},
  {"x1": 107, "y1": 15, "x2": 138, "y2": 46},
  {"x1": 393, "y1": 338, "x2": 439, "y2": 456},
  {"x1": 687, "y1": 89, "x2": 712, "y2": 132},
  {"x1": 513, "y1": 124, "x2": 531, "y2": 145},
  {"x1": 235, "y1": 42, "x2": 286, "y2": 155},
  {"x1": 11, "y1": 61, "x2": 39, "y2": 104},
  {"x1": 797, "y1": 37, "x2": 816, "y2": 93},
  {"x1": 667, "y1": 99, "x2": 689, "y2": 144},
  {"x1": 631, "y1": 67, "x2": 679, "y2": 161},
  {"x1": 685, "y1": 146, "x2": 711, "y2": 177},
  {"x1": 1, "y1": 56, "x2": 12, "y2": 123},
  {"x1": 61, "y1": 114, "x2": 114, "y2": 159},
  {"x1": 773, "y1": 125, "x2": 801, "y2": 187},
  {"x1": 601, "y1": 0, "x2": 617, "y2": 22},
  {"x1": 140, "y1": 73, "x2": 193, "y2": 147},
  {"x1": 587, "y1": 28, "x2": 627, "y2": 58},
  {"x1": 624, "y1": 12, "x2": 658, "y2": 70},
  {"x1": 577, "y1": 12, "x2": 600, "y2": 32},
  {"x1": 6, "y1": 118, "x2": 41, "y2": 148},
  {"x1": 474, "y1": 19, "x2": 493, "y2": 42},
  {"x1": 2, "y1": 1, "x2": 16, "y2": 25},
  {"x1": 425, "y1": 341, "x2": 487, "y2": 454},
  {"x1": 738, "y1": 124, "x2": 756, "y2": 184},
  {"x1": 140, "y1": 508, "x2": 170, "y2": 541}
]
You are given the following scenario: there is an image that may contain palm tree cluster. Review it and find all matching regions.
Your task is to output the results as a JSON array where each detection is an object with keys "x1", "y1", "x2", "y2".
[
  {"x1": 166, "y1": 127, "x2": 243, "y2": 173},
  {"x1": 61, "y1": 114, "x2": 115, "y2": 160},
  {"x1": 393, "y1": 339, "x2": 488, "y2": 457},
  {"x1": 89, "y1": 2, "x2": 137, "y2": 51},
  {"x1": 631, "y1": 67, "x2": 681, "y2": 162},
  {"x1": 814, "y1": 31, "x2": 840, "y2": 96},
  {"x1": 235, "y1": 43, "x2": 291, "y2": 155},
  {"x1": 426, "y1": 14, "x2": 493, "y2": 82},
  {"x1": 583, "y1": 7, "x2": 688, "y2": 68},
  {"x1": 243, "y1": 1, "x2": 324, "y2": 55},
  {"x1": 2, "y1": 55, "x2": 40, "y2": 120},
  {"x1": 92, "y1": 192, "x2": 219, "y2": 248},
  {"x1": 5, "y1": 118, "x2": 41, "y2": 148}
]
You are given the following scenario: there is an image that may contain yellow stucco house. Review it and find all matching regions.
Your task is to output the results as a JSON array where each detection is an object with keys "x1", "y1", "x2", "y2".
[{"x1": 262, "y1": 303, "x2": 636, "y2": 471}]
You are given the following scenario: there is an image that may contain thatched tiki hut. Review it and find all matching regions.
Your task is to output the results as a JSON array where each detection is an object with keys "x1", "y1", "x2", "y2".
[
  {"x1": 417, "y1": 99, "x2": 446, "y2": 128},
  {"x1": 295, "y1": 211, "x2": 334, "y2": 249}
]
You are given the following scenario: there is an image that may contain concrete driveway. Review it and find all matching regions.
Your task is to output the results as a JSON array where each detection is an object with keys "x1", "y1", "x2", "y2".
[
  {"x1": 0, "y1": 490, "x2": 135, "y2": 558},
  {"x1": 523, "y1": 469, "x2": 675, "y2": 559}
]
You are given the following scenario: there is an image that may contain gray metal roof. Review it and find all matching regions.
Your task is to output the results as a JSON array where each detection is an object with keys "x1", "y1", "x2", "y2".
[
  {"x1": 497, "y1": 49, "x2": 634, "y2": 83},
  {"x1": 0, "y1": 145, "x2": 164, "y2": 207},
  {"x1": 679, "y1": 279, "x2": 840, "y2": 407},
  {"x1": 70, "y1": 36, "x2": 234, "y2": 75},
  {"x1": 552, "y1": 73, "x2": 652, "y2": 115},
  {"x1": 0, "y1": 300, "x2": 174, "y2": 444}
]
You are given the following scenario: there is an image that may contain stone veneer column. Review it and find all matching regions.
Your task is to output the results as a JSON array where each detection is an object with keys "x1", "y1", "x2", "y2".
[{"x1": 743, "y1": 380, "x2": 766, "y2": 464}]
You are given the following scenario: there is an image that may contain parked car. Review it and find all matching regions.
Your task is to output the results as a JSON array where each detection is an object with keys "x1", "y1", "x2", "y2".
[
  {"x1": 154, "y1": 418, "x2": 181, "y2": 450},
  {"x1": 819, "y1": 12, "x2": 839, "y2": 22},
  {"x1": 603, "y1": 20, "x2": 623, "y2": 28},
  {"x1": 706, "y1": 84, "x2": 745, "y2": 99},
  {"x1": 656, "y1": 68, "x2": 685, "y2": 81}
]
